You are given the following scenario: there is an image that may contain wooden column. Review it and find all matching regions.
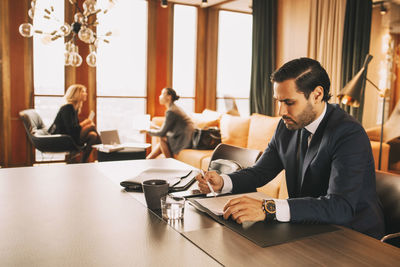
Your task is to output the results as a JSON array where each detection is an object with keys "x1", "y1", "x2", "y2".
[
  {"x1": 0, "y1": 0, "x2": 11, "y2": 167},
  {"x1": 0, "y1": 0, "x2": 33, "y2": 167},
  {"x1": 196, "y1": 7, "x2": 219, "y2": 112},
  {"x1": 147, "y1": 0, "x2": 173, "y2": 117}
]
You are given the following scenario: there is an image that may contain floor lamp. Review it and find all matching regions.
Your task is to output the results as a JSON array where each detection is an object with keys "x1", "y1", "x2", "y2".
[{"x1": 338, "y1": 54, "x2": 389, "y2": 170}]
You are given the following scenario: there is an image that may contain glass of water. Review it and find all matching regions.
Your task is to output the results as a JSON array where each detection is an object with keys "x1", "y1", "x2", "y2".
[{"x1": 161, "y1": 194, "x2": 185, "y2": 220}]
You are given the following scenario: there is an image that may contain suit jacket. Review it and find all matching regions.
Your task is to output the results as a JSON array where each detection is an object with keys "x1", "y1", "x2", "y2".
[
  {"x1": 229, "y1": 104, "x2": 385, "y2": 239},
  {"x1": 48, "y1": 104, "x2": 82, "y2": 145}
]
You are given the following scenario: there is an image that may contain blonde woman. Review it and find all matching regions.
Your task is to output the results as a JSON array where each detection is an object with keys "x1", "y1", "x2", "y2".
[{"x1": 49, "y1": 84, "x2": 101, "y2": 162}]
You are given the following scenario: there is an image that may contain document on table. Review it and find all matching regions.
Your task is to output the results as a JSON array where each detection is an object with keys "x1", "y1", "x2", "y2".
[
  {"x1": 123, "y1": 168, "x2": 195, "y2": 185},
  {"x1": 193, "y1": 191, "x2": 270, "y2": 216}
]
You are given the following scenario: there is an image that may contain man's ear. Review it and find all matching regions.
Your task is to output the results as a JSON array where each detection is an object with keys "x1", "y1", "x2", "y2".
[{"x1": 312, "y1": 86, "x2": 324, "y2": 103}]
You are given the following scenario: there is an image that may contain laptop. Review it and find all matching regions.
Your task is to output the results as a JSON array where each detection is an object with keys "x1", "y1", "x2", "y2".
[
  {"x1": 100, "y1": 130, "x2": 121, "y2": 145},
  {"x1": 93, "y1": 130, "x2": 151, "y2": 153}
]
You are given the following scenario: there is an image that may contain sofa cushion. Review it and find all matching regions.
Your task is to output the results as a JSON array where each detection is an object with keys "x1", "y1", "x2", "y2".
[
  {"x1": 247, "y1": 113, "x2": 280, "y2": 151},
  {"x1": 175, "y1": 149, "x2": 213, "y2": 170},
  {"x1": 219, "y1": 114, "x2": 250, "y2": 148},
  {"x1": 257, "y1": 170, "x2": 288, "y2": 199},
  {"x1": 190, "y1": 109, "x2": 221, "y2": 129}
]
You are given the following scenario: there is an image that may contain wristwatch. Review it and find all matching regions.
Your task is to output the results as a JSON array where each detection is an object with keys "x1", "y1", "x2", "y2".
[{"x1": 262, "y1": 199, "x2": 276, "y2": 221}]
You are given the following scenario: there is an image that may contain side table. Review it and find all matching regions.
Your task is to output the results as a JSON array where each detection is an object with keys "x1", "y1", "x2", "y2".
[{"x1": 97, "y1": 147, "x2": 147, "y2": 162}]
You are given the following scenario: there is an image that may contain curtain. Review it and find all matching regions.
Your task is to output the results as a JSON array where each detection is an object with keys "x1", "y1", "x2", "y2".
[
  {"x1": 307, "y1": 0, "x2": 347, "y2": 101},
  {"x1": 340, "y1": 0, "x2": 372, "y2": 122},
  {"x1": 249, "y1": 0, "x2": 277, "y2": 116}
]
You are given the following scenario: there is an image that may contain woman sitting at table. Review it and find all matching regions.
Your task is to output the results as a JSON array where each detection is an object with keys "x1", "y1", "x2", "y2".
[
  {"x1": 142, "y1": 87, "x2": 194, "y2": 159},
  {"x1": 49, "y1": 84, "x2": 101, "y2": 163}
]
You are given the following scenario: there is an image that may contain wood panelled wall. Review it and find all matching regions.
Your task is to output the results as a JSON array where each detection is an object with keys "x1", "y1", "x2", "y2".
[
  {"x1": 0, "y1": 0, "x2": 33, "y2": 167},
  {"x1": 0, "y1": 0, "x2": 220, "y2": 167}
]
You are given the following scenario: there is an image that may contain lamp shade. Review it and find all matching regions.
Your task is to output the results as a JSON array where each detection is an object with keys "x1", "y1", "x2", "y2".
[{"x1": 338, "y1": 54, "x2": 373, "y2": 107}]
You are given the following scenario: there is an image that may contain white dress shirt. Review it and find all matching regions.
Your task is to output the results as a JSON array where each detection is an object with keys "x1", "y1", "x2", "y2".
[{"x1": 220, "y1": 103, "x2": 327, "y2": 222}]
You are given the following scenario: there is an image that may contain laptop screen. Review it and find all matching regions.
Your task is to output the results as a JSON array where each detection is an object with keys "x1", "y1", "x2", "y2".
[{"x1": 100, "y1": 130, "x2": 121, "y2": 145}]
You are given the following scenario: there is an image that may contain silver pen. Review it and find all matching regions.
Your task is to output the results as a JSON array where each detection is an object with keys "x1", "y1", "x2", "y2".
[{"x1": 201, "y1": 169, "x2": 217, "y2": 197}]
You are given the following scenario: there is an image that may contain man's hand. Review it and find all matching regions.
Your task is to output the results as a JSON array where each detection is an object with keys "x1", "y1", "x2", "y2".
[
  {"x1": 223, "y1": 196, "x2": 266, "y2": 224},
  {"x1": 195, "y1": 171, "x2": 224, "y2": 193},
  {"x1": 139, "y1": 129, "x2": 147, "y2": 134}
]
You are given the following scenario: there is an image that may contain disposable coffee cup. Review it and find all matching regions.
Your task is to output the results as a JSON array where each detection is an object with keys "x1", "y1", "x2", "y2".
[{"x1": 142, "y1": 179, "x2": 169, "y2": 210}]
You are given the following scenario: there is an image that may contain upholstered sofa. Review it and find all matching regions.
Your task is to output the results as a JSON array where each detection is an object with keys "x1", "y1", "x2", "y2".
[{"x1": 151, "y1": 110, "x2": 390, "y2": 199}]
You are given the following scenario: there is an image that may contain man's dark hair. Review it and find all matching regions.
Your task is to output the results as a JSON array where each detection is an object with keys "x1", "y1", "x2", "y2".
[{"x1": 270, "y1": 57, "x2": 331, "y2": 102}]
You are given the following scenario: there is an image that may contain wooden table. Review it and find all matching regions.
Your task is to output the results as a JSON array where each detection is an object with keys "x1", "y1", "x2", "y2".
[
  {"x1": 1, "y1": 159, "x2": 399, "y2": 266},
  {"x1": 0, "y1": 160, "x2": 218, "y2": 267}
]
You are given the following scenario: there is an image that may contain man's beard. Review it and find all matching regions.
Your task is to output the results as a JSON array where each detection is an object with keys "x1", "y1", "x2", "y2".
[{"x1": 284, "y1": 102, "x2": 316, "y2": 130}]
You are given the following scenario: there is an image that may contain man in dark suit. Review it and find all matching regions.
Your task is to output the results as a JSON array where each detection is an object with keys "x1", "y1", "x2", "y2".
[{"x1": 196, "y1": 58, "x2": 384, "y2": 239}]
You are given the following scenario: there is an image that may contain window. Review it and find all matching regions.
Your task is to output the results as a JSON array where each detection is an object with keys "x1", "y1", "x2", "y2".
[
  {"x1": 96, "y1": 0, "x2": 148, "y2": 143},
  {"x1": 172, "y1": 5, "x2": 197, "y2": 113},
  {"x1": 216, "y1": 11, "x2": 252, "y2": 116},
  {"x1": 33, "y1": 0, "x2": 65, "y2": 161}
]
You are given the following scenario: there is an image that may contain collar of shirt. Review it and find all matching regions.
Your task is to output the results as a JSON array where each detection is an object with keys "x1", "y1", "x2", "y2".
[{"x1": 304, "y1": 102, "x2": 327, "y2": 135}]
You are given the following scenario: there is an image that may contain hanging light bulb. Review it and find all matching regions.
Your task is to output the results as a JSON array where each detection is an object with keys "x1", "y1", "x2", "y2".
[
  {"x1": 19, "y1": 23, "x2": 34, "y2": 37},
  {"x1": 83, "y1": 0, "x2": 97, "y2": 16},
  {"x1": 70, "y1": 46, "x2": 82, "y2": 67},
  {"x1": 200, "y1": 0, "x2": 208, "y2": 8},
  {"x1": 74, "y1": 12, "x2": 85, "y2": 23},
  {"x1": 64, "y1": 51, "x2": 72, "y2": 66},
  {"x1": 86, "y1": 44, "x2": 97, "y2": 67},
  {"x1": 86, "y1": 52, "x2": 97, "y2": 67},
  {"x1": 78, "y1": 27, "x2": 94, "y2": 43},
  {"x1": 28, "y1": 8, "x2": 35, "y2": 19},
  {"x1": 380, "y1": 2, "x2": 387, "y2": 15},
  {"x1": 59, "y1": 23, "x2": 71, "y2": 36},
  {"x1": 161, "y1": 0, "x2": 168, "y2": 8}
]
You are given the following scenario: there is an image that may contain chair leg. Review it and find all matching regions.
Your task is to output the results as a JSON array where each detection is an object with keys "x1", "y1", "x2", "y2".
[{"x1": 65, "y1": 152, "x2": 81, "y2": 164}]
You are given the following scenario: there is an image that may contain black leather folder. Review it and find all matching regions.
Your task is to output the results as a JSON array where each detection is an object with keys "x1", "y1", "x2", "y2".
[
  {"x1": 189, "y1": 198, "x2": 338, "y2": 247},
  {"x1": 120, "y1": 169, "x2": 196, "y2": 192}
]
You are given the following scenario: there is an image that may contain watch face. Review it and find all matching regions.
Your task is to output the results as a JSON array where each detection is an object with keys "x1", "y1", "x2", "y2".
[{"x1": 265, "y1": 200, "x2": 276, "y2": 214}]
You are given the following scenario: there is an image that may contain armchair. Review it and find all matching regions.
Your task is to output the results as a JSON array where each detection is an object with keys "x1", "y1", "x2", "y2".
[
  {"x1": 19, "y1": 109, "x2": 84, "y2": 162},
  {"x1": 376, "y1": 170, "x2": 400, "y2": 247},
  {"x1": 208, "y1": 143, "x2": 261, "y2": 170}
]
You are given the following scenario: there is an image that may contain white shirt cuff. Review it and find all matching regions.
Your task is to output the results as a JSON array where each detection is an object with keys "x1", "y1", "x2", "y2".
[
  {"x1": 274, "y1": 199, "x2": 290, "y2": 222},
  {"x1": 220, "y1": 174, "x2": 233, "y2": 194}
]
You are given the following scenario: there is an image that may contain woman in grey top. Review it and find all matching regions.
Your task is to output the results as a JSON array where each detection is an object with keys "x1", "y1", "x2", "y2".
[{"x1": 143, "y1": 88, "x2": 194, "y2": 159}]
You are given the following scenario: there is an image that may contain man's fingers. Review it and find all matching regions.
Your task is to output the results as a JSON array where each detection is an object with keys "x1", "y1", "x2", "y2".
[
  {"x1": 223, "y1": 197, "x2": 265, "y2": 222},
  {"x1": 198, "y1": 183, "x2": 210, "y2": 193},
  {"x1": 195, "y1": 173, "x2": 204, "y2": 182},
  {"x1": 223, "y1": 197, "x2": 246, "y2": 211},
  {"x1": 223, "y1": 202, "x2": 247, "y2": 220}
]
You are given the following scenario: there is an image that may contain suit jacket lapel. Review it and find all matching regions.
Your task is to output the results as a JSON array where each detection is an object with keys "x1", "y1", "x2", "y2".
[{"x1": 300, "y1": 104, "x2": 334, "y2": 189}]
